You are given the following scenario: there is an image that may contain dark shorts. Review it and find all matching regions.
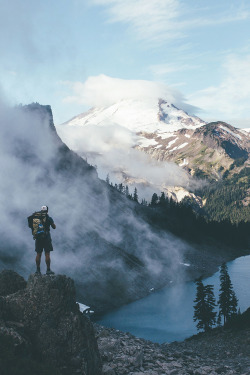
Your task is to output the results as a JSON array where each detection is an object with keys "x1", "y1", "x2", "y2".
[{"x1": 35, "y1": 236, "x2": 53, "y2": 253}]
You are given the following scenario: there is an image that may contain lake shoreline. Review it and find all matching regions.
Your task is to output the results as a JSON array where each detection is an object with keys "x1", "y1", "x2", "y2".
[
  {"x1": 93, "y1": 244, "x2": 249, "y2": 318},
  {"x1": 95, "y1": 252, "x2": 250, "y2": 344}
]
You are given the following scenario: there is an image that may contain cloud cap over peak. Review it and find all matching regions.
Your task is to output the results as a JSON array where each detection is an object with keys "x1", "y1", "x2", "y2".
[{"x1": 63, "y1": 74, "x2": 198, "y2": 114}]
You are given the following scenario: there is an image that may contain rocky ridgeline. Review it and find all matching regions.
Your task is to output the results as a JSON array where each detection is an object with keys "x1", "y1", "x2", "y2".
[
  {"x1": 0, "y1": 270, "x2": 102, "y2": 375},
  {"x1": 94, "y1": 322, "x2": 250, "y2": 375}
]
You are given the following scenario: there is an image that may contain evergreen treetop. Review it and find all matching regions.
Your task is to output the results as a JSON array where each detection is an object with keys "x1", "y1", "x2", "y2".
[
  {"x1": 193, "y1": 278, "x2": 216, "y2": 332},
  {"x1": 218, "y1": 263, "x2": 238, "y2": 324}
]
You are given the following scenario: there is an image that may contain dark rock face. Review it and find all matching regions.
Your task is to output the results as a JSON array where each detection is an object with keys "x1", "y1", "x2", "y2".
[
  {"x1": 221, "y1": 140, "x2": 248, "y2": 160},
  {"x1": 0, "y1": 269, "x2": 26, "y2": 296},
  {"x1": 0, "y1": 270, "x2": 102, "y2": 375}
]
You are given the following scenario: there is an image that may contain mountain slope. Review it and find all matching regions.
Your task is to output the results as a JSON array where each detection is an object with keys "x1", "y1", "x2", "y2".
[
  {"x1": 198, "y1": 167, "x2": 250, "y2": 223},
  {"x1": 140, "y1": 121, "x2": 250, "y2": 180}
]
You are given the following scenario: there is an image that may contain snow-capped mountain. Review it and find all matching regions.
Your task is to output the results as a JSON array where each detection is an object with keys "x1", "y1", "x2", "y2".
[
  {"x1": 58, "y1": 98, "x2": 206, "y2": 199},
  {"x1": 57, "y1": 98, "x2": 250, "y2": 201},
  {"x1": 62, "y1": 97, "x2": 205, "y2": 136}
]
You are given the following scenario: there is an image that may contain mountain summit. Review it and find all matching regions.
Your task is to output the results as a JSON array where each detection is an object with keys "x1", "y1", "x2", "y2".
[{"x1": 62, "y1": 97, "x2": 205, "y2": 136}]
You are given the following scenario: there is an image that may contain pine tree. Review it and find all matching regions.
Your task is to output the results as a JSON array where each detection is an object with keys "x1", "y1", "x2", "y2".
[
  {"x1": 193, "y1": 279, "x2": 217, "y2": 332},
  {"x1": 217, "y1": 311, "x2": 222, "y2": 327},
  {"x1": 159, "y1": 192, "x2": 166, "y2": 207},
  {"x1": 106, "y1": 174, "x2": 110, "y2": 185},
  {"x1": 230, "y1": 290, "x2": 238, "y2": 316},
  {"x1": 133, "y1": 187, "x2": 138, "y2": 203},
  {"x1": 194, "y1": 279, "x2": 206, "y2": 331},
  {"x1": 218, "y1": 263, "x2": 238, "y2": 324},
  {"x1": 125, "y1": 185, "x2": 129, "y2": 198},
  {"x1": 204, "y1": 284, "x2": 217, "y2": 330},
  {"x1": 169, "y1": 196, "x2": 175, "y2": 209},
  {"x1": 118, "y1": 183, "x2": 124, "y2": 194},
  {"x1": 150, "y1": 193, "x2": 158, "y2": 206}
]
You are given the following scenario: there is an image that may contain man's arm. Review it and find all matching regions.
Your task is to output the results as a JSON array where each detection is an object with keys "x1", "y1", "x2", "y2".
[{"x1": 49, "y1": 216, "x2": 56, "y2": 230}]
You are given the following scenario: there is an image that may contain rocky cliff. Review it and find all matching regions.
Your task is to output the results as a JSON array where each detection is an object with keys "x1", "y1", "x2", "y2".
[{"x1": 0, "y1": 270, "x2": 102, "y2": 375}]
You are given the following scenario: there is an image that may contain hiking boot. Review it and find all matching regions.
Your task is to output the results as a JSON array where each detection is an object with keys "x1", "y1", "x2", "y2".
[
  {"x1": 35, "y1": 269, "x2": 41, "y2": 275},
  {"x1": 46, "y1": 270, "x2": 55, "y2": 275}
]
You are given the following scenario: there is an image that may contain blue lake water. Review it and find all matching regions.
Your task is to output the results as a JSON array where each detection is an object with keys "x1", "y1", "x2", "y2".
[{"x1": 97, "y1": 255, "x2": 250, "y2": 343}]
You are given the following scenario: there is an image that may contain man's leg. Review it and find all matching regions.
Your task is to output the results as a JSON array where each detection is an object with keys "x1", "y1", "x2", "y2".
[
  {"x1": 45, "y1": 252, "x2": 55, "y2": 275},
  {"x1": 35, "y1": 252, "x2": 42, "y2": 273},
  {"x1": 45, "y1": 252, "x2": 51, "y2": 271},
  {"x1": 44, "y1": 236, "x2": 54, "y2": 274}
]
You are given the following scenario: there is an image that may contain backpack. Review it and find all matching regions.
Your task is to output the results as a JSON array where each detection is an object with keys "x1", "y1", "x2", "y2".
[{"x1": 27, "y1": 211, "x2": 47, "y2": 240}]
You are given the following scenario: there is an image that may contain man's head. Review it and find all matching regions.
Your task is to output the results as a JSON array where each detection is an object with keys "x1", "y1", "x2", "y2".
[{"x1": 41, "y1": 205, "x2": 48, "y2": 213}]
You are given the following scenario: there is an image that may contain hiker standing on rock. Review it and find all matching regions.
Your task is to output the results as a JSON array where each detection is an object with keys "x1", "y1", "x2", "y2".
[{"x1": 28, "y1": 205, "x2": 56, "y2": 275}]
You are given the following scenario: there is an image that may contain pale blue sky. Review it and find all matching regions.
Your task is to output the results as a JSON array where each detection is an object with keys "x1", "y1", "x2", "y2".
[{"x1": 1, "y1": 0, "x2": 250, "y2": 127}]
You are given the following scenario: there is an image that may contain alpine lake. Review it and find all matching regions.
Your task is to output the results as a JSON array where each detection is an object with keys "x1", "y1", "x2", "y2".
[{"x1": 96, "y1": 255, "x2": 250, "y2": 343}]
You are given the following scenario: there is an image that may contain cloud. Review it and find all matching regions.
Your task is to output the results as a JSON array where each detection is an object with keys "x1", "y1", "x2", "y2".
[
  {"x1": 91, "y1": 0, "x2": 250, "y2": 45},
  {"x1": 62, "y1": 74, "x2": 198, "y2": 114},
  {"x1": 57, "y1": 121, "x2": 194, "y2": 200},
  {"x1": 149, "y1": 63, "x2": 200, "y2": 78},
  {"x1": 188, "y1": 54, "x2": 250, "y2": 122},
  {"x1": 91, "y1": 0, "x2": 182, "y2": 43}
]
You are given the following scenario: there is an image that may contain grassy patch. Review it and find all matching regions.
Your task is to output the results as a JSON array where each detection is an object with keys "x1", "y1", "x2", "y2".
[{"x1": 200, "y1": 145, "x2": 207, "y2": 154}]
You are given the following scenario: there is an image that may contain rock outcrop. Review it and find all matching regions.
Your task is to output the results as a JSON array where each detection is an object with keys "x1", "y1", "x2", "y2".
[{"x1": 0, "y1": 270, "x2": 102, "y2": 375}]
